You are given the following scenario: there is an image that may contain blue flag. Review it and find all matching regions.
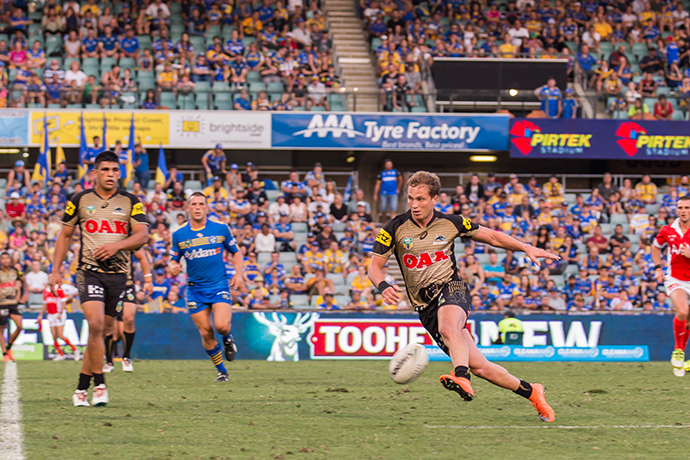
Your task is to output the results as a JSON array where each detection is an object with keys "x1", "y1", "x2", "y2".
[
  {"x1": 78, "y1": 113, "x2": 88, "y2": 180},
  {"x1": 343, "y1": 173, "x2": 353, "y2": 203},
  {"x1": 125, "y1": 114, "x2": 135, "y2": 186},
  {"x1": 156, "y1": 145, "x2": 168, "y2": 186},
  {"x1": 32, "y1": 113, "x2": 50, "y2": 182}
]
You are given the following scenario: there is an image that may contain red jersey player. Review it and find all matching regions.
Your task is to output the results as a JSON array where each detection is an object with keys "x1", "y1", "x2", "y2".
[
  {"x1": 652, "y1": 195, "x2": 690, "y2": 377},
  {"x1": 37, "y1": 286, "x2": 80, "y2": 361}
]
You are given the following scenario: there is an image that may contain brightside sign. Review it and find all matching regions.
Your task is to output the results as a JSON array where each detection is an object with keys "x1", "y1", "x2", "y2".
[
  {"x1": 271, "y1": 113, "x2": 509, "y2": 151},
  {"x1": 168, "y1": 111, "x2": 271, "y2": 148},
  {"x1": 510, "y1": 118, "x2": 690, "y2": 160}
]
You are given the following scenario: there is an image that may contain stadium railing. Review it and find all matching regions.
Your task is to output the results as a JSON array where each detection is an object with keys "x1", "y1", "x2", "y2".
[
  {"x1": 7, "y1": 86, "x2": 436, "y2": 113},
  {"x1": 415, "y1": 172, "x2": 682, "y2": 195}
]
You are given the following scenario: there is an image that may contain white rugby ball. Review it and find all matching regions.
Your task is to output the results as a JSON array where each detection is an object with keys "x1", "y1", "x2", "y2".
[{"x1": 389, "y1": 343, "x2": 429, "y2": 384}]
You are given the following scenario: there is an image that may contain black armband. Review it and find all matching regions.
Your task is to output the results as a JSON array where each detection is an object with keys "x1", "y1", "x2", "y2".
[
  {"x1": 654, "y1": 264, "x2": 663, "y2": 271},
  {"x1": 377, "y1": 281, "x2": 393, "y2": 293}
]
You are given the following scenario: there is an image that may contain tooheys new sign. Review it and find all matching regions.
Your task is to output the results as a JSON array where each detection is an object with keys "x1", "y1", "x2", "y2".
[
  {"x1": 271, "y1": 113, "x2": 509, "y2": 151},
  {"x1": 510, "y1": 118, "x2": 690, "y2": 160},
  {"x1": 308, "y1": 319, "x2": 435, "y2": 359}
]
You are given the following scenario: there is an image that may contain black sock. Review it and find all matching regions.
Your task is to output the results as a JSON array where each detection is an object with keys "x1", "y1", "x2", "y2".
[
  {"x1": 93, "y1": 373, "x2": 105, "y2": 387},
  {"x1": 77, "y1": 373, "x2": 92, "y2": 391},
  {"x1": 514, "y1": 379, "x2": 533, "y2": 399},
  {"x1": 104, "y1": 334, "x2": 113, "y2": 364},
  {"x1": 113, "y1": 339, "x2": 121, "y2": 358},
  {"x1": 6, "y1": 342, "x2": 12, "y2": 351},
  {"x1": 454, "y1": 365, "x2": 470, "y2": 380},
  {"x1": 123, "y1": 331, "x2": 135, "y2": 359}
]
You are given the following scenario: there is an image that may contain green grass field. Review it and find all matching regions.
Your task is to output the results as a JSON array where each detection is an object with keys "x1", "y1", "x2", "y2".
[{"x1": 4, "y1": 360, "x2": 690, "y2": 459}]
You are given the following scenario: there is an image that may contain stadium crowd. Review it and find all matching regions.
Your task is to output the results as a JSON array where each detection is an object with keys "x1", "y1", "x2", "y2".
[
  {"x1": 0, "y1": 140, "x2": 679, "y2": 314},
  {"x1": 0, "y1": 0, "x2": 343, "y2": 110},
  {"x1": 365, "y1": 0, "x2": 690, "y2": 117},
  {"x1": 452, "y1": 171, "x2": 674, "y2": 312}
]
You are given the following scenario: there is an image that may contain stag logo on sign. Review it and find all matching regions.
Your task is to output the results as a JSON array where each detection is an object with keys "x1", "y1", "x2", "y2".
[
  {"x1": 253, "y1": 312, "x2": 318, "y2": 362},
  {"x1": 294, "y1": 114, "x2": 365, "y2": 138}
]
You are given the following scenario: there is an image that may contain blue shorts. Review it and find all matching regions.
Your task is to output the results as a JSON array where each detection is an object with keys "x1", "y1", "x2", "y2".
[
  {"x1": 380, "y1": 194, "x2": 398, "y2": 212},
  {"x1": 186, "y1": 287, "x2": 232, "y2": 315}
]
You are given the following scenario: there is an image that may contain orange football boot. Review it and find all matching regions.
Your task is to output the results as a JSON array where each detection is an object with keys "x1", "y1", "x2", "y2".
[
  {"x1": 439, "y1": 371, "x2": 475, "y2": 401},
  {"x1": 528, "y1": 383, "x2": 555, "y2": 422}
]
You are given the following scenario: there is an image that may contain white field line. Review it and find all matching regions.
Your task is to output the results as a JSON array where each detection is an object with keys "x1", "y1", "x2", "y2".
[
  {"x1": 0, "y1": 362, "x2": 24, "y2": 460},
  {"x1": 425, "y1": 424, "x2": 690, "y2": 430}
]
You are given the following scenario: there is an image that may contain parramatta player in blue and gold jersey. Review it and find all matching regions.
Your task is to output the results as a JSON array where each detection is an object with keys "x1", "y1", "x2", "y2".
[{"x1": 170, "y1": 192, "x2": 245, "y2": 382}]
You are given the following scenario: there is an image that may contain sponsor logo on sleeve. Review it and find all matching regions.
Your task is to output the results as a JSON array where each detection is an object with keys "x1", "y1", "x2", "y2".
[
  {"x1": 131, "y1": 202, "x2": 144, "y2": 216},
  {"x1": 65, "y1": 201, "x2": 76, "y2": 216},
  {"x1": 375, "y1": 229, "x2": 392, "y2": 246}
]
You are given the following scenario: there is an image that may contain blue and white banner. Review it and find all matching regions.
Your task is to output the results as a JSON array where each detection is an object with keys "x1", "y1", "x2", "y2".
[
  {"x1": 0, "y1": 110, "x2": 29, "y2": 145},
  {"x1": 426, "y1": 345, "x2": 650, "y2": 362},
  {"x1": 271, "y1": 113, "x2": 509, "y2": 151}
]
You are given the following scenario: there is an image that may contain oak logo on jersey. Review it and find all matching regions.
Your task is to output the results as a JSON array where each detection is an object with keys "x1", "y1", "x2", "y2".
[
  {"x1": 84, "y1": 219, "x2": 128, "y2": 234},
  {"x1": 376, "y1": 228, "x2": 392, "y2": 246},
  {"x1": 65, "y1": 201, "x2": 76, "y2": 216},
  {"x1": 402, "y1": 237, "x2": 413, "y2": 250},
  {"x1": 402, "y1": 250, "x2": 449, "y2": 269}
]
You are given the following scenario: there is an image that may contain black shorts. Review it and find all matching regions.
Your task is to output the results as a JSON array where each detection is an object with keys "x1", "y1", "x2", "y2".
[
  {"x1": 417, "y1": 277, "x2": 471, "y2": 356},
  {"x1": 0, "y1": 304, "x2": 21, "y2": 326},
  {"x1": 76, "y1": 270, "x2": 131, "y2": 318}
]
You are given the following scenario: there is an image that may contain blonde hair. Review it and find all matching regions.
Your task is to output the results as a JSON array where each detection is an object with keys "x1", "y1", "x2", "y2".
[{"x1": 407, "y1": 171, "x2": 441, "y2": 198}]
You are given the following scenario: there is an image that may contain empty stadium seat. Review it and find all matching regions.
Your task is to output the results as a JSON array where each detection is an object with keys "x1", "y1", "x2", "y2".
[
  {"x1": 178, "y1": 93, "x2": 195, "y2": 110},
  {"x1": 278, "y1": 253, "x2": 297, "y2": 265},
  {"x1": 214, "y1": 93, "x2": 233, "y2": 110},
  {"x1": 646, "y1": 204, "x2": 660, "y2": 214},
  {"x1": 292, "y1": 223, "x2": 308, "y2": 233},
  {"x1": 257, "y1": 252, "x2": 271, "y2": 265},
  {"x1": 291, "y1": 295, "x2": 310, "y2": 309},
  {"x1": 160, "y1": 92, "x2": 177, "y2": 109},
  {"x1": 184, "y1": 180, "x2": 202, "y2": 192},
  {"x1": 195, "y1": 92, "x2": 210, "y2": 110},
  {"x1": 610, "y1": 214, "x2": 628, "y2": 225}
]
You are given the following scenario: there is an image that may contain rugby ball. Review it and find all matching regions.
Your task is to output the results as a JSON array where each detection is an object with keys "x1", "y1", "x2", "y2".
[{"x1": 389, "y1": 343, "x2": 429, "y2": 384}]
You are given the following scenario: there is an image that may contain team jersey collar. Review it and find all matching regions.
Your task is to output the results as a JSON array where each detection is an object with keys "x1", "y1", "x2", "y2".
[
  {"x1": 670, "y1": 218, "x2": 690, "y2": 237},
  {"x1": 190, "y1": 217, "x2": 208, "y2": 232},
  {"x1": 408, "y1": 209, "x2": 438, "y2": 229},
  {"x1": 92, "y1": 187, "x2": 120, "y2": 202}
]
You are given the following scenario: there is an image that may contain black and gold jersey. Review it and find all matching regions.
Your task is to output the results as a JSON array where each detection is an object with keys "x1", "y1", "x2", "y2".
[
  {"x1": 62, "y1": 189, "x2": 149, "y2": 275},
  {"x1": 0, "y1": 267, "x2": 19, "y2": 306},
  {"x1": 372, "y1": 210, "x2": 479, "y2": 309}
]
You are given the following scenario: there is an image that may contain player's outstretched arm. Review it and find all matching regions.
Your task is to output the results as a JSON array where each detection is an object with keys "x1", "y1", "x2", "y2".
[
  {"x1": 368, "y1": 254, "x2": 402, "y2": 305},
  {"x1": 472, "y1": 226, "x2": 560, "y2": 267},
  {"x1": 50, "y1": 224, "x2": 76, "y2": 295}
]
